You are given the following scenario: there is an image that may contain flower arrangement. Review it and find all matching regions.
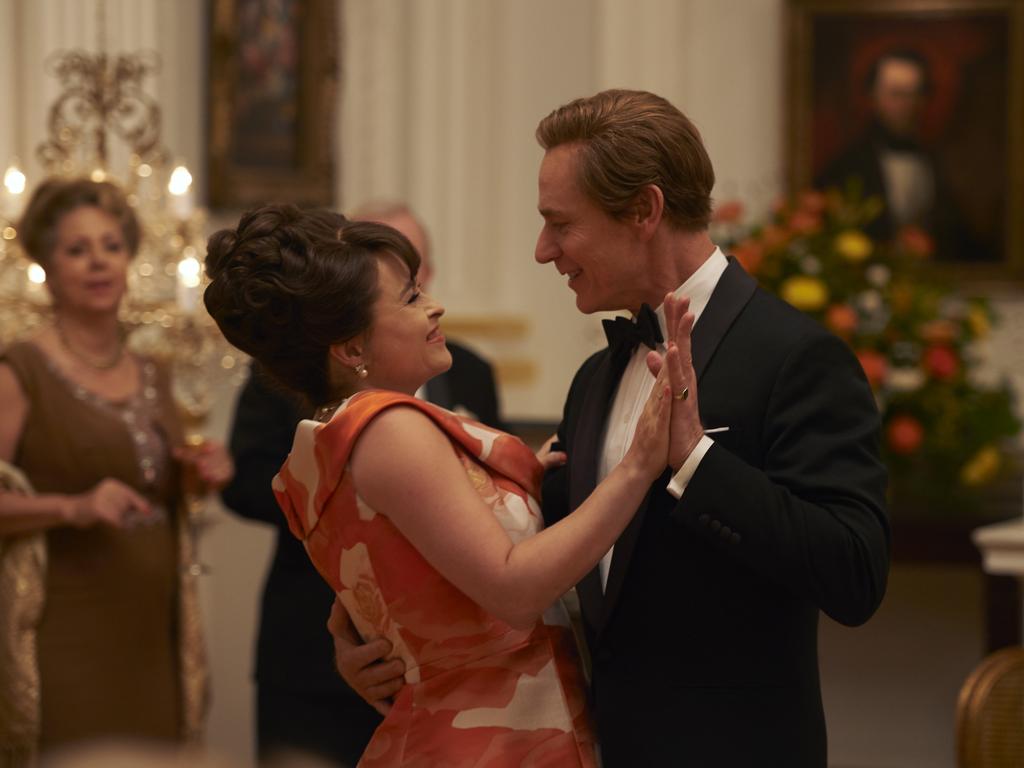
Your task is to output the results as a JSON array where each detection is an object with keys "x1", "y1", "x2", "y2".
[{"x1": 713, "y1": 190, "x2": 1020, "y2": 514}]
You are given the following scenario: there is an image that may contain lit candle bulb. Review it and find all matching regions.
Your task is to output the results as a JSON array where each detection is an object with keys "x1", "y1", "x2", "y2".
[
  {"x1": 176, "y1": 254, "x2": 202, "y2": 313},
  {"x1": 168, "y1": 164, "x2": 195, "y2": 220},
  {"x1": 3, "y1": 163, "x2": 27, "y2": 221}
]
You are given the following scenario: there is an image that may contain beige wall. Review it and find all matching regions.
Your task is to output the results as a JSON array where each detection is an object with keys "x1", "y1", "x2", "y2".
[{"x1": 1, "y1": 1, "x2": 1020, "y2": 765}]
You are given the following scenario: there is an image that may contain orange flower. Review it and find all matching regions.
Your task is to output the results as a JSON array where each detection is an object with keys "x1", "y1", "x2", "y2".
[
  {"x1": 923, "y1": 345, "x2": 959, "y2": 380},
  {"x1": 856, "y1": 349, "x2": 888, "y2": 389},
  {"x1": 887, "y1": 415, "x2": 924, "y2": 455},
  {"x1": 898, "y1": 226, "x2": 935, "y2": 258},
  {"x1": 712, "y1": 199, "x2": 744, "y2": 224},
  {"x1": 732, "y1": 238, "x2": 765, "y2": 274},
  {"x1": 788, "y1": 210, "x2": 822, "y2": 235},
  {"x1": 799, "y1": 190, "x2": 828, "y2": 215},
  {"x1": 919, "y1": 320, "x2": 957, "y2": 345},
  {"x1": 825, "y1": 304, "x2": 858, "y2": 338},
  {"x1": 761, "y1": 224, "x2": 791, "y2": 252}
]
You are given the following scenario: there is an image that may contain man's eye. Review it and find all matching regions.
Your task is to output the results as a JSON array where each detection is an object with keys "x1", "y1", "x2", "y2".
[{"x1": 407, "y1": 291, "x2": 421, "y2": 304}]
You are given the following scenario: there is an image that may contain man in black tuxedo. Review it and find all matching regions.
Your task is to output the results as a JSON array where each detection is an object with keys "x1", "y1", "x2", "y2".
[
  {"x1": 221, "y1": 204, "x2": 506, "y2": 766},
  {"x1": 533, "y1": 89, "x2": 890, "y2": 766},
  {"x1": 334, "y1": 89, "x2": 890, "y2": 767}
]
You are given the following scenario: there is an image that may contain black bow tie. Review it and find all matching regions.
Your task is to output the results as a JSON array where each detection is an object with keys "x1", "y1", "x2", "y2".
[{"x1": 602, "y1": 303, "x2": 663, "y2": 360}]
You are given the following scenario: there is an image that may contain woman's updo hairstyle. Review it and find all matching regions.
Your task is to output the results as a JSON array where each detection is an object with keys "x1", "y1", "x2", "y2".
[
  {"x1": 18, "y1": 177, "x2": 141, "y2": 266},
  {"x1": 204, "y1": 203, "x2": 419, "y2": 404}
]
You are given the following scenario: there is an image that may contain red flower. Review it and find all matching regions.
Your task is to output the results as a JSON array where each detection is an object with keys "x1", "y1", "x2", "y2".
[
  {"x1": 923, "y1": 345, "x2": 959, "y2": 381},
  {"x1": 887, "y1": 415, "x2": 924, "y2": 455},
  {"x1": 898, "y1": 226, "x2": 935, "y2": 259},
  {"x1": 713, "y1": 199, "x2": 744, "y2": 224},
  {"x1": 732, "y1": 238, "x2": 765, "y2": 274},
  {"x1": 788, "y1": 210, "x2": 822, "y2": 236},
  {"x1": 825, "y1": 304, "x2": 858, "y2": 339},
  {"x1": 856, "y1": 349, "x2": 888, "y2": 389},
  {"x1": 799, "y1": 190, "x2": 828, "y2": 215},
  {"x1": 761, "y1": 224, "x2": 791, "y2": 251}
]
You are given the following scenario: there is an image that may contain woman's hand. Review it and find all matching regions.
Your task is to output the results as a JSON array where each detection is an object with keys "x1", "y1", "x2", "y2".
[
  {"x1": 67, "y1": 478, "x2": 153, "y2": 528},
  {"x1": 535, "y1": 434, "x2": 567, "y2": 471},
  {"x1": 646, "y1": 293, "x2": 704, "y2": 471},
  {"x1": 174, "y1": 439, "x2": 235, "y2": 493}
]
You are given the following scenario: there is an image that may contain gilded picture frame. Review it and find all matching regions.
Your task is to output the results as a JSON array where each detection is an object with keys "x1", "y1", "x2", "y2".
[{"x1": 207, "y1": 0, "x2": 338, "y2": 209}]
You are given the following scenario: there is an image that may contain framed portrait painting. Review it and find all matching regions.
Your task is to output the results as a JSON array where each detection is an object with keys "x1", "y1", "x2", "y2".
[
  {"x1": 786, "y1": 0, "x2": 1024, "y2": 285},
  {"x1": 207, "y1": 0, "x2": 338, "y2": 209}
]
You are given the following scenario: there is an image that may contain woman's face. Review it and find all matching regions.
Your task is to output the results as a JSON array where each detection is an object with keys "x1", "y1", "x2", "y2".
[
  {"x1": 45, "y1": 205, "x2": 130, "y2": 314},
  {"x1": 360, "y1": 253, "x2": 452, "y2": 395}
]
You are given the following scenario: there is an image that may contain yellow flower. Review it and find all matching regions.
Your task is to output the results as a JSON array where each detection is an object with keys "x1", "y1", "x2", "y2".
[
  {"x1": 960, "y1": 446, "x2": 1001, "y2": 487},
  {"x1": 834, "y1": 230, "x2": 873, "y2": 262},
  {"x1": 780, "y1": 276, "x2": 829, "y2": 311},
  {"x1": 966, "y1": 306, "x2": 990, "y2": 338}
]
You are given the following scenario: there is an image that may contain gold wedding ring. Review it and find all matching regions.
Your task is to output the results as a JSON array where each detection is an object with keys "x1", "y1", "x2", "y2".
[{"x1": 674, "y1": 387, "x2": 689, "y2": 401}]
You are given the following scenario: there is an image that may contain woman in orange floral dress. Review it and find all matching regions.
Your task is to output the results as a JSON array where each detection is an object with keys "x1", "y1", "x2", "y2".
[{"x1": 203, "y1": 205, "x2": 690, "y2": 767}]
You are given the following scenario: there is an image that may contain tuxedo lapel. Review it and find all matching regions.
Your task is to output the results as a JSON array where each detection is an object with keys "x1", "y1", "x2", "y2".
[
  {"x1": 597, "y1": 258, "x2": 757, "y2": 635},
  {"x1": 691, "y1": 258, "x2": 757, "y2": 382},
  {"x1": 569, "y1": 348, "x2": 631, "y2": 630}
]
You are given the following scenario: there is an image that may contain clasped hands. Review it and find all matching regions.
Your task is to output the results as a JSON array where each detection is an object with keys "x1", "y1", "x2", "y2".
[
  {"x1": 330, "y1": 294, "x2": 704, "y2": 715},
  {"x1": 648, "y1": 292, "x2": 705, "y2": 473}
]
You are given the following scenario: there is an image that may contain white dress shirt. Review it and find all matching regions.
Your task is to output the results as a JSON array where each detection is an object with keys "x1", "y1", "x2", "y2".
[{"x1": 596, "y1": 247, "x2": 728, "y2": 590}]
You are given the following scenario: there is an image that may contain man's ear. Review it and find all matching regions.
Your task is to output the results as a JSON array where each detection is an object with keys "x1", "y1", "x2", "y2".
[
  {"x1": 631, "y1": 184, "x2": 665, "y2": 240},
  {"x1": 328, "y1": 336, "x2": 365, "y2": 370}
]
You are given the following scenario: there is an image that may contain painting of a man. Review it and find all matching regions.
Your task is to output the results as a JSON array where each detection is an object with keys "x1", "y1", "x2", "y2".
[{"x1": 805, "y1": 11, "x2": 1010, "y2": 266}]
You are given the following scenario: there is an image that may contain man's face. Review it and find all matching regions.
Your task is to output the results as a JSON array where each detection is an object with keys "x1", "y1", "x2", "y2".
[
  {"x1": 535, "y1": 144, "x2": 646, "y2": 315},
  {"x1": 873, "y1": 58, "x2": 926, "y2": 138}
]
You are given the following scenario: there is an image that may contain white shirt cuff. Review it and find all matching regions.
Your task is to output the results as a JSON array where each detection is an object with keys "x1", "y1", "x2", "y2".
[{"x1": 666, "y1": 435, "x2": 715, "y2": 499}]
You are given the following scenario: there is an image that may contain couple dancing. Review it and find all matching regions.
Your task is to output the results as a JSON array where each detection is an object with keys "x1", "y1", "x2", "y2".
[{"x1": 205, "y1": 90, "x2": 890, "y2": 767}]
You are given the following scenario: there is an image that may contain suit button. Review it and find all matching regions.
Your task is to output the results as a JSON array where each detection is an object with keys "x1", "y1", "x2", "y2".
[
  {"x1": 720, "y1": 525, "x2": 732, "y2": 540},
  {"x1": 698, "y1": 514, "x2": 710, "y2": 527},
  {"x1": 709, "y1": 519, "x2": 721, "y2": 533},
  {"x1": 730, "y1": 532, "x2": 741, "y2": 545}
]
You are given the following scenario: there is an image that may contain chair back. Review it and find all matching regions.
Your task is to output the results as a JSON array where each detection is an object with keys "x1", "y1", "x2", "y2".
[{"x1": 956, "y1": 645, "x2": 1024, "y2": 768}]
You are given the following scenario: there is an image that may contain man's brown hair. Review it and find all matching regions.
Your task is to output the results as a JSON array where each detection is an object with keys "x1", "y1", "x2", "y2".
[{"x1": 536, "y1": 89, "x2": 714, "y2": 231}]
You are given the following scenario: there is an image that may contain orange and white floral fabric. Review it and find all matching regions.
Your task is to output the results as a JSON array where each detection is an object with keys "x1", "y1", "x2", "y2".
[{"x1": 273, "y1": 390, "x2": 597, "y2": 767}]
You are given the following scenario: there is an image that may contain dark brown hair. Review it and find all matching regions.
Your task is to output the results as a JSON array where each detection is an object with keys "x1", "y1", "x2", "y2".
[
  {"x1": 536, "y1": 89, "x2": 715, "y2": 231},
  {"x1": 17, "y1": 177, "x2": 141, "y2": 266},
  {"x1": 204, "y1": 204, "x2": 419, "y2": 404}
]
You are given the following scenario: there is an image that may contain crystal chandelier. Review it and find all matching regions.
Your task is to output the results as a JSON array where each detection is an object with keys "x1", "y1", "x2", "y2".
[{"x1": 0, "y1": 39, "x2": 244, "y2": 431}]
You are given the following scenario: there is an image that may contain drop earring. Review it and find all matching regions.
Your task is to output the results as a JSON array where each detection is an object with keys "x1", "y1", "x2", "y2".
[{"x1": 355, "y1": 363, "x2": 368, "y2": 379}]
